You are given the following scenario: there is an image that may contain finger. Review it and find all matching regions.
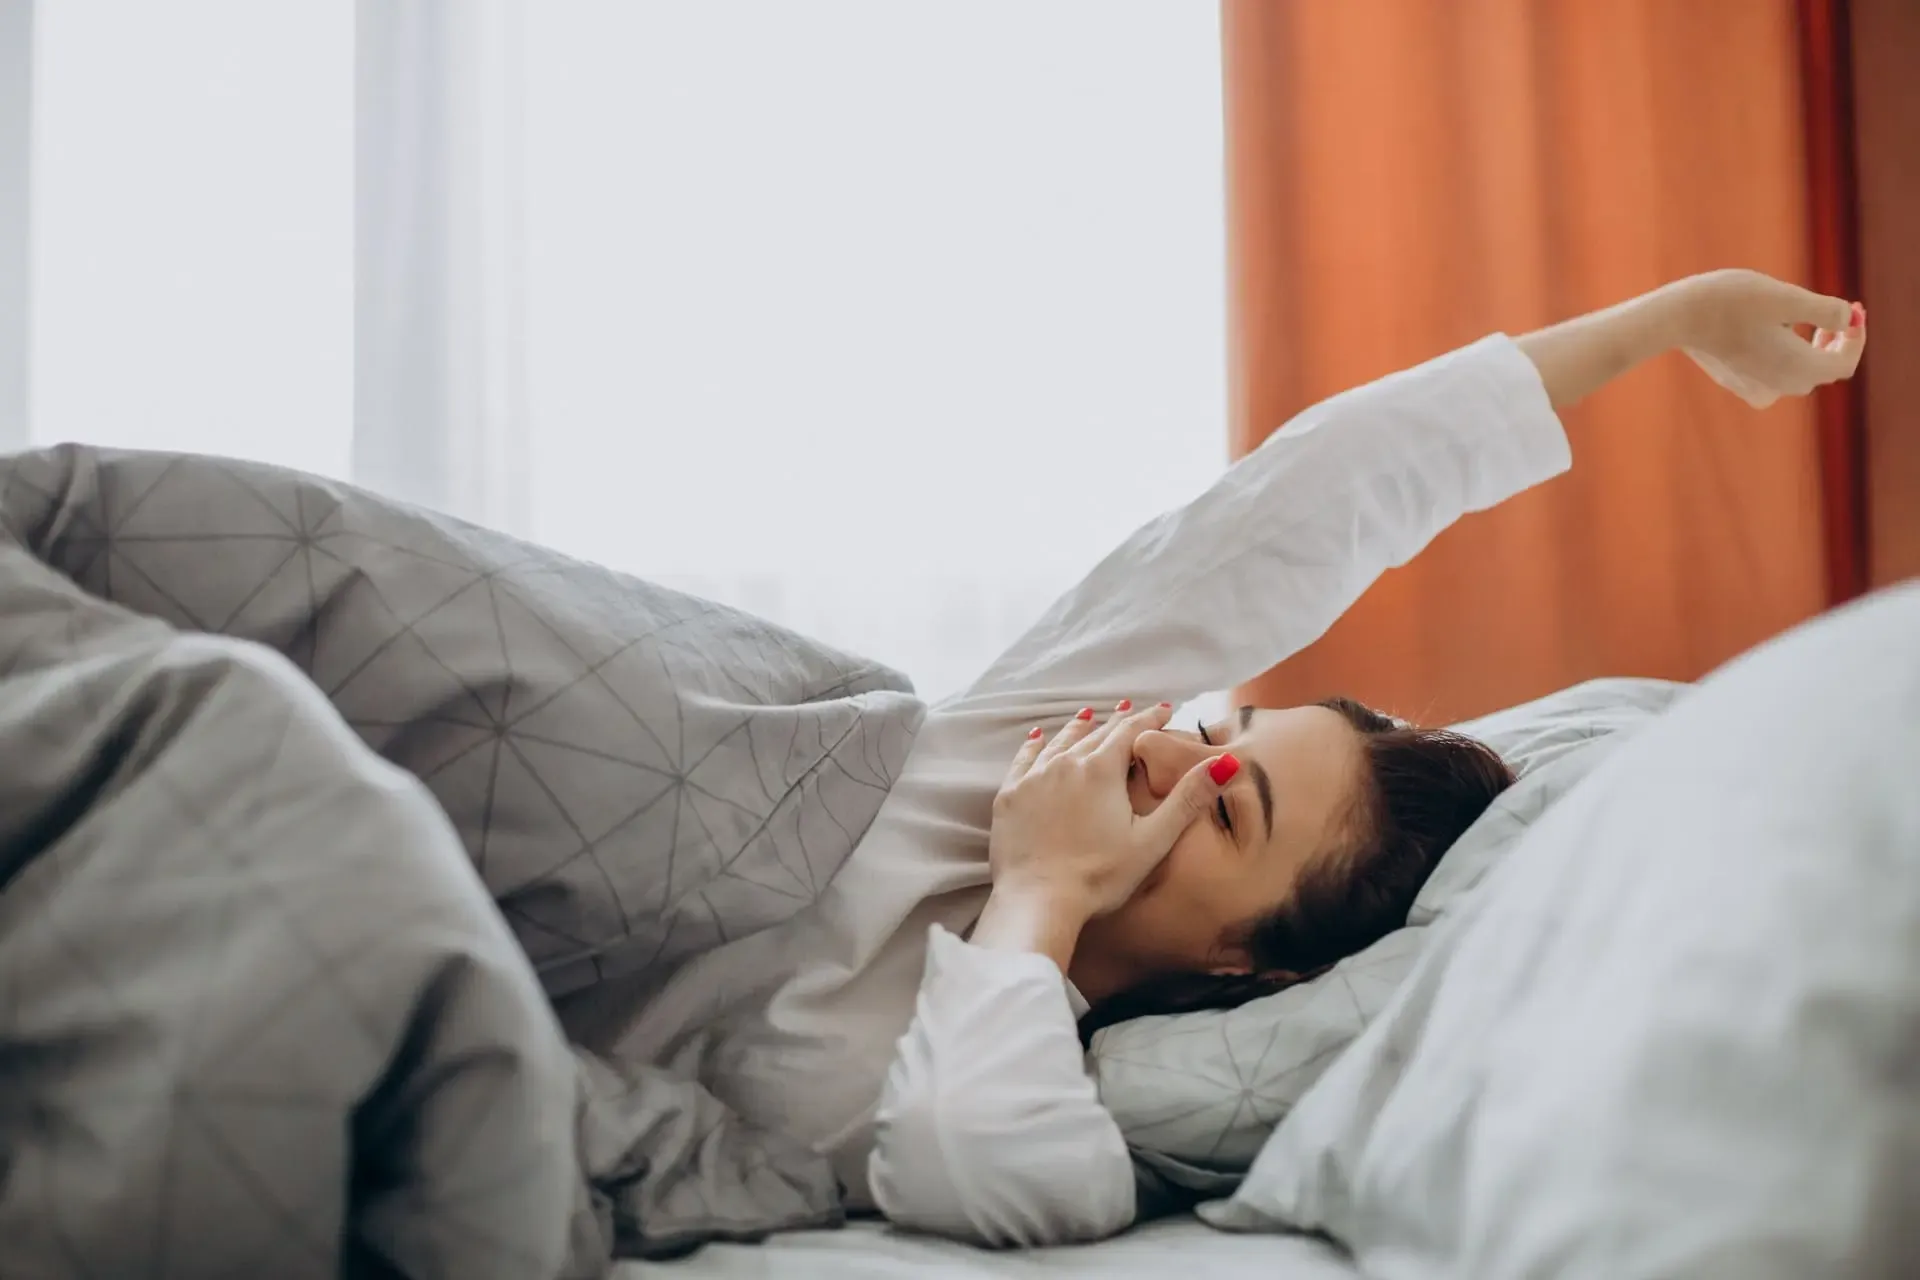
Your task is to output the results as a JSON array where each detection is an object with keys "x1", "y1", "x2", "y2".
[
  {"x1": 1765, "y1": 280, "x2": 1853, "y2": 334},
  {"x1": 1762, "y1": 325, "x2": 1830, "y2": 393},
  {"x1": 1138, "y1": 752, "x2": 1239, "y2": 852},
  {"x1": 1068, "y1": 698, "x2": 1139, "y2": 757},
  {"x1": 1073, "y1": 698, "x2": 1164, "y2": 758},
  {"x1": 1814, "y1": 325, "x2": 1866, "y2": 381},
  {"x1": 1004, "y1": 725, "x2": 1046, "y2": 786},
  {"x1": 1836, "y1": 306, "x2": 1868, "y2": 373},
  {"x1": 1832, "y1": 325, "x2": 1866, "y2": 380},
  {"x1": 1814, "y1": 326, "x2": 1862, "y2": 356},
  {"x1": 1037, "y1": 706, "x2": 1098, "y2": 764},
  {"x1": 1770, "y1": 324, "x2": 1862, "y2": 389},
  {"x1": 1087, "y1": 700, "x2": 1178, "y2": 763}
]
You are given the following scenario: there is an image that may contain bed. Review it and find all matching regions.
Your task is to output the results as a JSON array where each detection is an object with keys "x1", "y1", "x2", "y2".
[
  {"x1": 638, "y1": 1218, "x2": 1355, "y2": 1280},
  {"x1": 5, "y1": 443, "x2": 1918, "y2": 1280},
  {"x1": 630, "y1": 577, "x2": 1920, "y2": 1280}
]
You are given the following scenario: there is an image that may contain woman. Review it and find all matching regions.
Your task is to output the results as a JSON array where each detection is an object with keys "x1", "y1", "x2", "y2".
[{"x1": 592, "y1": 269, "x2": 1865, "y2": 1247}]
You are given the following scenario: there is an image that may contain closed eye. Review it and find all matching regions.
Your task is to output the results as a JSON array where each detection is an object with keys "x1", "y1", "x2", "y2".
[{"x1": 1195, "y1": 723, "x2": 1235, "y2": 837}]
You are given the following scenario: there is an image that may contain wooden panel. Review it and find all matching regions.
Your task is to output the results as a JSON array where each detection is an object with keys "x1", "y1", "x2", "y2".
[
  {"x1": 1797, "y1": 0, "x2": 1866, "y2": 603},
  {"x1": 1852, "y1": 0, "x2": 1920, "y2": 587}
]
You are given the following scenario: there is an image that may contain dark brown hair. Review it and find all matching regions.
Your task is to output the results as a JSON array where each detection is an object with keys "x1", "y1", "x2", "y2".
[{"x1": 1078, "y1": 696, "x2": 1515, "y2": 1041}]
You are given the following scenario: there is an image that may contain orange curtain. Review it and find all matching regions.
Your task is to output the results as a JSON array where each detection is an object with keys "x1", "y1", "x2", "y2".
[{"x1": 1224, "y1": 0, "x2": 1830, "y2": 725}]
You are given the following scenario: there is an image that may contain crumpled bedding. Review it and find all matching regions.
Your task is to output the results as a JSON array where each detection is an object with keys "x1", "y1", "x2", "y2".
[
  {"x1": 0, "y1": 445, "x2": 925, "y2": 1276},
  {"x1": 1205, "y1": 583, "x2": 1920, "y2": 1278}
]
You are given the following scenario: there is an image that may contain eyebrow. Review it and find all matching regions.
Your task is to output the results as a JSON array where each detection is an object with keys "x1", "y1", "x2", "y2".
[{"x1": 1235, "y1": 705, "x2": 1274, "y2": 841}]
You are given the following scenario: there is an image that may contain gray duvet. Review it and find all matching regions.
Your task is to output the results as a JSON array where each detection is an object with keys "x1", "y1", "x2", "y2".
[{"x1": 0, "y1": 445, "x2": 925, "y2": 1276}]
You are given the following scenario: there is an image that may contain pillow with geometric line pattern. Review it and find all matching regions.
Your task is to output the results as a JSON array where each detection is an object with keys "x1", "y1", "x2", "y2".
[{"x1": 1090, "y1": 677, "x2": 1689, "y2": 1186}]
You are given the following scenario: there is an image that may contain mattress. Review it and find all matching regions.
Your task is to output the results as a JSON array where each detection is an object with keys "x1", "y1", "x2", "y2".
[{"x1": 640, "y1": 1217, "x2": 1358, "y2": 1278}]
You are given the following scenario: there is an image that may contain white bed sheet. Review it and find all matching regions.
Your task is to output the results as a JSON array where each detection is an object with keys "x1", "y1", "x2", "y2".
[{"x1": 641, "y1": 1217, "x2": 1357, "y2": 1279}]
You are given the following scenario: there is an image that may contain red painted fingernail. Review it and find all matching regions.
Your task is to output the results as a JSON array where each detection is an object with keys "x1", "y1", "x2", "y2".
[
  {"x1": 1076, "y1": 707, "x2": 1094, "y2": 721},
  {"x1": 1208, "y1": 753, "x2": 1241, "y2": 786},
  {"x1": 1115, "y1": 699, "x2": 1133, "y2": 712},
  {"x1": 1028, "y1": 726, "x2": 1044, "y2": 740},
  {"x1": 1852, "y1": 301, "x2": 1866, "y2": 328},
  {"x1": 1158, "y1": 701, "x2": 1173, "y2": 709}
]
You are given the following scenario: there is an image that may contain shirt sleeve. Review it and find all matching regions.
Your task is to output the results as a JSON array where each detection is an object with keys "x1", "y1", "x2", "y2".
[
  {"x1": 947, "y1": 334, "x2": 1569, "y2": 716},
  {"x1": 866, "y1": 337, "x2": 1569, "y2": 1245},
  {"x1": 868, "y1": 925, "x2": 1130, "y2": 1247}
]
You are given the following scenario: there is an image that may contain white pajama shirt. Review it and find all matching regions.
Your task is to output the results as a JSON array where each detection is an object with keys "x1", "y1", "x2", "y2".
[{"x1": 580, "y1": 336, "x2": 1571, "y2": 1247}]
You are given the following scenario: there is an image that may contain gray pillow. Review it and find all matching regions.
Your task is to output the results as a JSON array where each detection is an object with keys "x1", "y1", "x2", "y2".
[
  {"x1": 0, "y1": 444, "x2": 926, "y2": 998},
  {"x1": 1089, "y1": 677, "x2": 1688, "y2": 1180}
]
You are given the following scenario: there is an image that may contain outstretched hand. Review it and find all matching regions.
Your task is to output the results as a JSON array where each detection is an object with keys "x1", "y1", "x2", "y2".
[
  {"x1": 1676, "y1": 268, "x2": 1866, "y2": 409},
  {"x1": 1515, "y1": 268, "x2": 1865, "y2": 414},
  {"x1": 987, "y1": 701, "x2": 1237, "y2": 920}
]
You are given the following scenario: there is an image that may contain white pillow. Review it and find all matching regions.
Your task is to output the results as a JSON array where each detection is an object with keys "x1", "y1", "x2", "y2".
[
  {"x1": 1204, "y1": 584, "x2": 1920, "y2": 1278},
  {"x1": 1090, "y1": 678, "x2": 1686, "y2": 1177}
]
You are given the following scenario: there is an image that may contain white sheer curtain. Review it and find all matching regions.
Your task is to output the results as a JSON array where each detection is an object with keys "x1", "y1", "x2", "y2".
[
  {"x1": 355, "y1": 0, "x2": 531, "y2": 535},
  {"x1": 20, "y1": 1, "x2": 1226, "y2": 705},
  {"x1": 0, "y1": 0, "x2": 29, "y2": 451},
  {"x1": 24, "y1": 0, "x2": 351, "y2": 475},
  {"x1": 522, "y1": 1, "x2": 1228, "y2": 700}
]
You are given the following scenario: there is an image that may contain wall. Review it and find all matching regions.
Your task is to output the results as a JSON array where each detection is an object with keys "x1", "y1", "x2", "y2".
[{"x1": 1853, "y1": 0, "x2": 1920, "y2": 587}]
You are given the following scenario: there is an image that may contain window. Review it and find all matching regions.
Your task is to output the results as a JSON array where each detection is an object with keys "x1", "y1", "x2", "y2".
[
  {"x1": 523, "y1": 1, "x2": 1226, "y2": 699},
  {"x1": 21, "y1": 1, "x2": 1226, "y2": 704},
  {"x1": 28, "y1": 0, "x2": 351, "y2": 476}
]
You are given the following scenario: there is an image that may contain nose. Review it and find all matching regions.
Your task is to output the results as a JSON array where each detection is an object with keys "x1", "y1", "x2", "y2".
[{"x1": 1132, "y1": 728, "x2": 1210, "y2": 800}]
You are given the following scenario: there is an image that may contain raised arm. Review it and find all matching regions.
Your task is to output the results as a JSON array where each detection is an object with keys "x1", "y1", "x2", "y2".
[{"x1": 954, "y1": 269, "x2": 1864, "y2": 720}]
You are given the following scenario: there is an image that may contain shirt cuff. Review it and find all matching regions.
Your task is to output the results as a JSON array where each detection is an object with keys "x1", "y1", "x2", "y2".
[
  {"x1": 1469, "y1": 333, "x2": 1574, "y2": 509},
  {"x1": 930, "y1": 923, "x2": 1090, "y2": 1020}
]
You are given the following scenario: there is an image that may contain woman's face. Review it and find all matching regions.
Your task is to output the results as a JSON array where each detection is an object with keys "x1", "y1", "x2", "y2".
[{"x1": 1070, "y1": 705, "x2": 1367, "y2": 996}]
